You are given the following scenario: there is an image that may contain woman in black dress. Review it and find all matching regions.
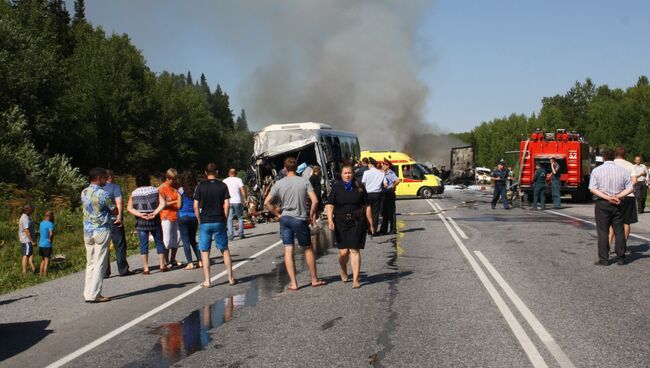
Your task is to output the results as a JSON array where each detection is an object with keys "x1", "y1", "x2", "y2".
[{"x1": 326, "y1": 165, "x2": 374, "y2": 288}]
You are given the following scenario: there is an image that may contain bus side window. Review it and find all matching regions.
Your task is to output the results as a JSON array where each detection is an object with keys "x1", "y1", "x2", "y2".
[{"x1": 333, "y1": 137, "x2": 342, "y2": 162}]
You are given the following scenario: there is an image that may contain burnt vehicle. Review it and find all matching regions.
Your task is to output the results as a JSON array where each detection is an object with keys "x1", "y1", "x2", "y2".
[
  {"x1": 449, "y1": 145, "x2": 475, "y2": 185},
  {"x1": 249, "y1": 122, "x2": 360, "y2": 214}
]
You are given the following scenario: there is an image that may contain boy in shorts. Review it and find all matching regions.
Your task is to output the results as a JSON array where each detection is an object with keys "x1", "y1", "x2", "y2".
[
  {"x1": 194, "y1": 163, "x2": 234, "y2": 288},
  {"x1": 18, "y1": 204, "x2": 36, "y2": 274},
  {"x1": 39, "y1": 210, "x2": 55, "y2": 276},
  {"x1": 264, "y1": 157, "x2": 326, "y2": 291}
]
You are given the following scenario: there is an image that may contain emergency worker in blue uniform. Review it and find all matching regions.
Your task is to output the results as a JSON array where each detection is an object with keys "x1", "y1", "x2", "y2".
[
  {"x1": 491, "y1": 161, "x2": 512, "y2": 209},
  {"x1": 550, "y1": 157, "x2": 562, "y2": 208},
  {"x1": 532, "y1": 163, "x2": 547, "y2": 210}
]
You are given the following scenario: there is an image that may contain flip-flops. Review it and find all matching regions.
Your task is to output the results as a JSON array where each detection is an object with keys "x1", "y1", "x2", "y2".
[
  {"x1": 287, "y1": 286, "x2": 299, "y2": 292},
  {"x1": 311, "y1": 280, "x2": 327, "y2": 287}
]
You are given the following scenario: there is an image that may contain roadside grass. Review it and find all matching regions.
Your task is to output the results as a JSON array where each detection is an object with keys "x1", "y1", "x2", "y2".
[{"x1": 0, "y1": 176, "x2": 160, "y2": 295}]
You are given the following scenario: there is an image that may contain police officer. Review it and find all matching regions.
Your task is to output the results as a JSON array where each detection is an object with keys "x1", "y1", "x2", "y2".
[
  {"x1": 550, "y1": 157, "x2": 561, "y2": 209},
  {"x1": 491, "y1": 161, "x2": 512, "y2": 209},
  {"x1": 532, "y1": 163, "x2": 547, "y2": 210}
]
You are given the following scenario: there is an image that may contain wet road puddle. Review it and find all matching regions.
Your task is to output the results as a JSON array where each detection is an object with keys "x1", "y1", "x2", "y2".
[{"x1": 131, "y1": 226, "x2": 335, "y2": 367}]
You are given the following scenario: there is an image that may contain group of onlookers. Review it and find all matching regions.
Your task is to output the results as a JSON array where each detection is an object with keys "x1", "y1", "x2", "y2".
[
  {"x1": 74, "y1": 165, "x2": 248, "y2": 303},
  {"x1": 19, "y1": 155, "x2": 404, "y2": 302}
]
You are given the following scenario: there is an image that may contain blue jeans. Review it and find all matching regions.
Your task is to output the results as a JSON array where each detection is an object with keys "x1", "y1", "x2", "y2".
[
  {"x1": 227, "y1": 203, "x2": 245, "y2": 239},
  {"x1": 178, "y1": 216, "x2": 200, "y2": 262},
  {"x1": 138, "y1": 227, "x2": 165, "y2": 255},
  {"x1": 199, "y1": 222, "x2": 228, "y2": 252}
]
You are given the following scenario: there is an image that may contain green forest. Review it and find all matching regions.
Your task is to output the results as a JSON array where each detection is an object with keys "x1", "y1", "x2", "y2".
[
  {"x1": 452, "y1": 77, "x2": 650, "y2": 168},
  {"x1": 1, "y1": 0, "x2": 253, "y2": 201},
  {"x1": 0, "y1": 0, "x2": 253, "y2": 292}
]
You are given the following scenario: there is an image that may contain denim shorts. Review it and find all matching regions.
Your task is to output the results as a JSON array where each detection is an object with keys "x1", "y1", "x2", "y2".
[
  {"x1": 21, "y1": 243, "x2": 33, "y2": 256},
  {"x1": 199, "y1": 222, "x2": 228, "y2": 252},
  {"x1": 279, "y1": 216, "x2": 311, "y2": 247},
  {"x1": 138, "y1": 227, "x2": 165, "y2": 255}
]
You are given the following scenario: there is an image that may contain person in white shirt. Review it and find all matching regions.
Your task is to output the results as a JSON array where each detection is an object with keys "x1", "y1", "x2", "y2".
[
  {"x1": 223, "y1": 168, "x2": 247, "y2": 240},
  {"x1": 361, "y1": 158, "x2": 386, "y2": 233},
  {"x1": 632, "y1": 155, "x2": 647, "y2": 214},
  {"x1": 610, "y1": 147, "x2": 637, "y2": 247}
]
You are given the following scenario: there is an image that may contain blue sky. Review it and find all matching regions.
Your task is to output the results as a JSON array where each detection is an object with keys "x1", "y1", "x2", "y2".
[{"x1": 74, "y1": 1, "x2": 650, "y2": 133}]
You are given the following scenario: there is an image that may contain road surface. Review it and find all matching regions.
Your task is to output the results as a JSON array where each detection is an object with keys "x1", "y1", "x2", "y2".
[{"x1": 1, "y1": 189, "x2": 649, "y2": 367}]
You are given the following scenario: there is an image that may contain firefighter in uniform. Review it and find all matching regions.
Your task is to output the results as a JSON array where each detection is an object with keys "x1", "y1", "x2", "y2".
[
  {"x1": 491, "y1": 161, "x2": 512, "y2": 209},
  {"x1": 532, "y1": 163, "x2": 547, "y2": 210},
  {"x1": 550, "y1": 157, "x2": 562, "y2": 209}
]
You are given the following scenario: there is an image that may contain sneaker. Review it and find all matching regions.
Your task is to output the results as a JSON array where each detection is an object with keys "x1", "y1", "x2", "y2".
[
  {"x1": 594, "y1": 260, "x2": 609, "y2": 266},
  {"x1": 85, "y1": 295, "x2": 111, "y2": 303}
]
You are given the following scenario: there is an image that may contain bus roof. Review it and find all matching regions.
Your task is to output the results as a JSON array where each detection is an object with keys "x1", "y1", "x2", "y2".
[{"x1": 261, "y1": 122, "x2": 332, "y2": 131}]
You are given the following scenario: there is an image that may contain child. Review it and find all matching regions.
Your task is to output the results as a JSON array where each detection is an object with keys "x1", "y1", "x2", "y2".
[
  {"x1": 39, "y1": 210, "x2": 55, "y2": 276},
  {"x1": 18, "y1": 204, "x2": 36, "y2": 274}
]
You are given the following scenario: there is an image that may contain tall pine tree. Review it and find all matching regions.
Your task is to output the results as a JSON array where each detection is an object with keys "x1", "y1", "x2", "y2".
[{"x1": 73, "y1": 0, "x2": 85, "y2": 25}]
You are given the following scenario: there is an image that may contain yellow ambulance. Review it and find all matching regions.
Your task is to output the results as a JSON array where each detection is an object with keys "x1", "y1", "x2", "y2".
[{"x1": 360, "y1": 151, "x2": 444, "y2": 198}]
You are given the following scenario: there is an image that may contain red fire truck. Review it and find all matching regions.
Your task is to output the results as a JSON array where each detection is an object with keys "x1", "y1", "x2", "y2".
[{"x1": 518, "y1": 129, "x2": 592, "y2": 202}]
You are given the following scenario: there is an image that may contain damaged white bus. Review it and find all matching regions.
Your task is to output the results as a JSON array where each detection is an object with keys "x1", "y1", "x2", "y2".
[{"x1": 249, "y1": 122, "x2": 360, "y2": 214}]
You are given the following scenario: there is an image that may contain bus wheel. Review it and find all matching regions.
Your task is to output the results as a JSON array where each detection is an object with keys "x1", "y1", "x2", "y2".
[{"x1": 420, "y1": 187, "x2": 434, "y2": 199}]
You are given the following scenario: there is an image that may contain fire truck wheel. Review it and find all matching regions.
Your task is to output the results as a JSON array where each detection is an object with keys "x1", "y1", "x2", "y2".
[{"x1": 419, "y1": 187, "x2": 434, "y2": 199}]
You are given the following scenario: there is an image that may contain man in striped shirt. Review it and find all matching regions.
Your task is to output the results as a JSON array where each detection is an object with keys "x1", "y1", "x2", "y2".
[{"x1": 588, "y1": 148, "x2": 633, "y2": 265}]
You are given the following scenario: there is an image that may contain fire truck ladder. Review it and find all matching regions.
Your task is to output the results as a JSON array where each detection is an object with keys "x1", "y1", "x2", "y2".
[{"x1": 516, "y1": 138, "x2": 531, "y2": 201}]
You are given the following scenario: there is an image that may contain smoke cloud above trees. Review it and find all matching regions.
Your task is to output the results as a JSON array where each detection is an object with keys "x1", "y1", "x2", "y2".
[{"x1": 210, "y1": 0, "x2": 456, "y2": 163}]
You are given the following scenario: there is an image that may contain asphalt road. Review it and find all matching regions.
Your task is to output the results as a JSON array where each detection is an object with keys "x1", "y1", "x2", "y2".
[{"x1": 1, "y1": 190, "x2": 650, "y2": 367}]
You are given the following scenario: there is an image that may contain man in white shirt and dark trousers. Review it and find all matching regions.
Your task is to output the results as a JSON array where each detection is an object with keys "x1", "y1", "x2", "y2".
[
  {"x1": 633, "y1": 155, "x2": 647, "y2": 214},
  {"x1": 589, "y1": 148, "x2": 633, "y2": 265},
  {"x1": 362, "y1": 158, "x2": 385, "y2": 232},
  {"x1": 223, "y1": 168, "x2": 247, "y2": 241}
]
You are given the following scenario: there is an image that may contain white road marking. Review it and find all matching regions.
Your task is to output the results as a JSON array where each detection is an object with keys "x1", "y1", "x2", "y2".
[
  {"x1": 546, "y1": 209, "x2": 650, "y2": 242},
  {"x1": 447, "y1": 217, "x2": 468, "y2": 239},
  {"x1": 46, "y1": 240, "x2": 283, "y2": 368},
  {"x1": 474, "y1": 251, "x2": 576, "y2": 368},
  {"x1": 425, "y1": 199, "x2": 548, "y2": 368}
]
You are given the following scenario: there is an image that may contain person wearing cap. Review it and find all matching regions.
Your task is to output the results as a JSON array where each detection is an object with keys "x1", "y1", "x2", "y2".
[
  {"x1": 490, "y1": 161, "x2": 512, "y2": 209},
  {"x1": 379, "y1": 160, "x2": 400, "y2": 235},
  {"x1": 362, "y1": 158, "x2": 385, "y2": 230}
]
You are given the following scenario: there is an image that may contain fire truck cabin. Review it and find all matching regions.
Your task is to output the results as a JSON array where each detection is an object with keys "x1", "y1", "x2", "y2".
[{"x1": 519, "y1": 129, "x2": 591, "y2": 201}]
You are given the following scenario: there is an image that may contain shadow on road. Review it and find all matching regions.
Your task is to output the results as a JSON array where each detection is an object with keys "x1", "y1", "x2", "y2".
[
  {"x1": 361, "y1": 271, "x2": 413, "y2": 287},
  {"x1": 110, "y1": 282, "x2": 195, "y2": 301},
  {"x1": 627, "y1": 243, "x2": 650, "y2": 264},
  {"x1": 0, "y1": 295, "x2": 34, "y2": 306},
  {"x1": 0, "y1": 320, "x2": 53, "y2": 362}
]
